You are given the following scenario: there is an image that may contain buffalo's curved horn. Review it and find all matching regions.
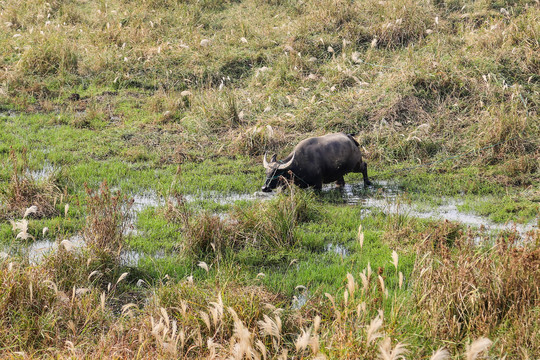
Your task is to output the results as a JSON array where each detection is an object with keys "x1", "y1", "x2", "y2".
[
  {"x1": 263, "y1": 153, "x2": 270, "y2": 169},
  {"x1": 277, "y1": 152, "x2": 295, "y2": 170}
]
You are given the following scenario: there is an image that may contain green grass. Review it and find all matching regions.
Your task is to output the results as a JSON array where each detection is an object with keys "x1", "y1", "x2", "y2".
[
  {"x1": 128, "y1": 208, "x2": 182, "y2": 254},
  {"x1": 458, "y1": 196, "x2": 539, "y2": 224},
  {"x1": 124, "y1": 195, "x2": 416, "y2": 300}
]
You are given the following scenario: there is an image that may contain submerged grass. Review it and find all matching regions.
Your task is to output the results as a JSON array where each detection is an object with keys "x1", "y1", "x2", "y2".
[{"x1": 458, "y1": 195, "x2": 539, "y2": 224}]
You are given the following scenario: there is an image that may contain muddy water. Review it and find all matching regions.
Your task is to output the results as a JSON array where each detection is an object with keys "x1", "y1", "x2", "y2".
[
  {"x1": 7, "y1": 235, "x2": 85, "y2": 265},
  {"x1": 119, "y1": 249, "x2": 166, "y2": 267},
  {"x1": 131, "y1": 193, "x2": 164, "y2": 213},
  {"x1": 323, "y1": 181, "x2": 538, "y2": 239},
  {"x1": 127, "y1": 190, "x2": 274, "y2": 228},
  {"x1": 0, "y1": 110, "x2": 18, "y2": 118},
  {"x1": 184, "y1": 191, "x2": 275, "y2": 205},
  {"x1": 292, "y1": 291, "x2": 310, "y2": 310},
  {"x1": 130, "y1": 190, "x2": 274, "y2": 210},
  {"x1": 6, "y1": 235, "x2": 164, "y2": 266},
  {"x1": 389, "y1": 201, "x2": 537, "y2": 237},
  {"x1": 3, "y1": 191, "x2": 166, "y2": 264},
  {"x1": 322, "y1": 180, "x2": 401, "y2": 205},
  {"x1": 6, "y1": 190, "x2": 261, "y2": 265}
]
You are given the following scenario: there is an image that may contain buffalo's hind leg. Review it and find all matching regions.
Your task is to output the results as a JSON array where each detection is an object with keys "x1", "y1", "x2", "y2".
[
  {"x1": 313, "y1": 179, "x2": 323, "y2": 191},
  {"x1": 360, "y1": 161, "x2": 372, "y2": 186}
]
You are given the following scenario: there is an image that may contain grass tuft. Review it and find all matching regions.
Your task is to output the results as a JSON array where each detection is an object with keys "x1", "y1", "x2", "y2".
[
  {"x1": 83, "y1": 181, "x2": 133, "y2": 256},
  {"x1": 414, "y1": 235, "x2": 540, "y2": 356},
  {"x1": 17, "y1": 35, "x2": 78, "y2": 76},
  {"x1": 0, "y1": 148, "x2": 63, "y2": 220},
  {"x1": 234, "y1": 186, "x2": 322, "y2": 249}
]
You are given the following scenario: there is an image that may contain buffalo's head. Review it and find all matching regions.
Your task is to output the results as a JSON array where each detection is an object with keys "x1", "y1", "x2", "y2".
[{"x1": 261, "y1": 152, "x2": 295, "y2": 192}]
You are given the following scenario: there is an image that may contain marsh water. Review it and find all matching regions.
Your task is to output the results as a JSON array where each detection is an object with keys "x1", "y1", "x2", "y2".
[
  {"x1": 4, "y1": 235, "x2": 165, "y2": 267},
  {"x1": 321, "y1": 182, "x2": 537, "y2": 237},
  {"x1": 6, "y1": 179, "x2": 538, "y2": 266},
  {"x1": 27, "y1": 162, "x2": 56, "y2": 182}
]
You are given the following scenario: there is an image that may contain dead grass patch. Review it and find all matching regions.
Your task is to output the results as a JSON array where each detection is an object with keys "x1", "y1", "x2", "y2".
[
  {"x1": 413, "y1": 232, "x2": 540, "y2": 356},
  {"x1": 17, "y1": 36, "x2": 78, "y2": 76},
  {"x1": 0, "y1": 148, "x2": 63, "y2": 220},
  {"x1": 229, "y1": 124, "x2": 288, "y2": 156},
  {"x1": 372, "y1": 95, "x2": 432, "y2": 126},
  {"x1": 83, "y1": 181, "x2": 133, "y2": 256}
]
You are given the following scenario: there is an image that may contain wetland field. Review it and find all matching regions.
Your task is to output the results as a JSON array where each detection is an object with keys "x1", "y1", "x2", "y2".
[{"x1": 0, "y1": 0, "x2": 539, "y2": 358}]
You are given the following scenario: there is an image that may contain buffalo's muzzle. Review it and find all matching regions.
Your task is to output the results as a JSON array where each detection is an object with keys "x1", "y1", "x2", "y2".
[{"x1": 261, "y1": 186, "x2": 272, "y2": 193}]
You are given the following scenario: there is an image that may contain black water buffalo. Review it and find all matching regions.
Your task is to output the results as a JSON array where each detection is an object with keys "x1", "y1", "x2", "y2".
[{"x1": 261, "y1": 133, "x2": 372, "y2": 192}]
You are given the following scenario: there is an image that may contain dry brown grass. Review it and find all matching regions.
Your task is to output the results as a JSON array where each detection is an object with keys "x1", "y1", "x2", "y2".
[
  {"x1": 299, "y1": 0, "x2": 435, "y2": 49},
  {"x1": 372, "y1": 95, "x2": 432, "y2": 126},
  {"x1": 17, "y1": 35, "x2": 78, "y2": 76},
  {"x1": 233, "y1": 185, "x2": 322, "y2": 249},
  {"x1": 83, "y1": 180, "x2": 133, "y2": 256},
  {"x1": 0, "y1": 250, "x2": 136, "y2": 357},
  {"x1": 476, "y1": 100, "x2": 533, "y2": 163},
  {"x1": 229, "y1": 124, "x2": 289, "y2": 156},
  {"x1": 413, "y1": 232, "x2": 540, "y2": 356},
  {"x1": 0, "y1": 0, "x2": 537, "y2": 169},
  {"x1": 0, "y1": 0, "x2": 538, "y2": 357},
  {"x1": 368, "y1": 0, "x2": 435, "y2": 49},
  {"x1": 0, "y1": 148, "x2": 63, "y2": 220},
  {"x1": 183, "y1": 211, "x2": 239, "y2": 256},
  {"x1": 0, "y1": 243, "x2": 508, "y2": 359},
  {"x1": 0, "y1": 259, "x2": 59, "y2": 352},
  {"x1": 172, "y1": 184, "x2": 321, "y2": 256},
  {"x1": 189, "y1": 90, "x2": 245, "y2": 133}
]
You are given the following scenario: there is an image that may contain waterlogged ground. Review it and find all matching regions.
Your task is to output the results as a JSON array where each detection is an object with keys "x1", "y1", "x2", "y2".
[
  {"x1": 3, "y1": 173, "x2": 537, "y2": 300},
  {"x1": 0, "y1": 109, "x2": 538, "y2": 305},
  {"x1": 322, "y1": 182, "x2": 538, "y2": 237},
  {"x1": 0, "y1": 109, "x2": 538, "y2": 358}
]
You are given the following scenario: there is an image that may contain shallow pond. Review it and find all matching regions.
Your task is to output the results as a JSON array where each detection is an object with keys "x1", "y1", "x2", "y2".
[
  {"x1": 325, "y1": 243, "x2": 350, "y2": 257},
  {"x1": 3, "y1": 235, "x2": 165, "y2": 266},
  {"x1": 320, "y1": 181, "x2": 537, "y2": 239},
  {"x1": 2, "y1": 235, "x2": 85, "y2": 265},
  {"x1": 26, "y1": 162, "x2": 57, "y2": 182},
  {"x1": 321, "y1": 180, "x2": 401, "y2": 205}
]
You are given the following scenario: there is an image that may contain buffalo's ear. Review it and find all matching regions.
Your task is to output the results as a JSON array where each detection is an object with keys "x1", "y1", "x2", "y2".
[{"x1": 270, "y1": 154, "x2": 277, "y2": 163}]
